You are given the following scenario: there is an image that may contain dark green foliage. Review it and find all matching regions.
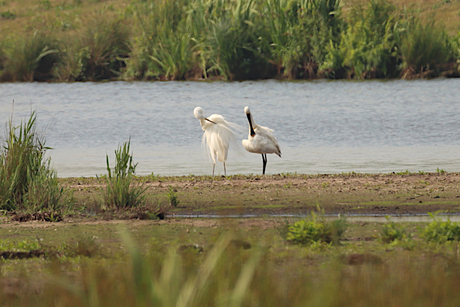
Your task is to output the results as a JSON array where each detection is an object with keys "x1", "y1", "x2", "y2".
[
  {"x1": 0, "y1": 10, "x2": 15, "y2": 19},
  {"x1": 99, "y1": 140, "x2": 147, "y2": 210}
]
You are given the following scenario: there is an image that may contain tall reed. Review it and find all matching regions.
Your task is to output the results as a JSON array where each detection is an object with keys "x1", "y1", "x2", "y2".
[
  {"x1": 0, "y1": 111, "x2": 62, "y2": 211},
  {"x1": 0, "y1": 32, "x2": 60, "y2": 81},
  {"x1": 322, "y1": 0, "x2": 399, "y2": 78},
  {"x1": 395, "y1": 16, "x2": 452, "y2": 78},
  {"x1": 124, "y1": 0, "x2": 198, "y2": 80},
  {"x1": 193, "y1": 0, "x2": 266, "y2": 80},
  {"x1": 99, "y1": 140, "x2": 147, "y2": 210},
  {"x1": 258, "y1": 0, "x2": 342, "y2": 78},
  {"x1": 55, "y1": 13, "x2": 131, "y2": 81}
]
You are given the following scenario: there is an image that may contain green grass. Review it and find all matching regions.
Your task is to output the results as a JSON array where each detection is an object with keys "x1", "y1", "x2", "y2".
[
  {"x1": 0, "y1": 111, "x2": 63, "y2": 212},
  {"x1": 99, "y1": 139, "x2": 147, "y2": 210},
  {"x1": 3, "y1": 220, "x2": 460, "y2": 306}
]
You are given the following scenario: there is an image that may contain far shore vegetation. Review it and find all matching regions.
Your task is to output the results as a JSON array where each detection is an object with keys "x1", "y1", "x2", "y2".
[{"x1": 0, "y1": 0, "x2": 459, "y2": 82}]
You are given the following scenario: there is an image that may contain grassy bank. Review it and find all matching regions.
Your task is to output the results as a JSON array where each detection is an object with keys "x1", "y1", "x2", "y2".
[{"x1": 0, "y1": 0, "x2": 459, "y2": 81}]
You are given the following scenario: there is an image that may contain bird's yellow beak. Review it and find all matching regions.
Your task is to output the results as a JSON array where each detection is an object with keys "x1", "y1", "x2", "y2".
[{"x1": 205, "y1": 118, "x2": 216, "y2": 124}]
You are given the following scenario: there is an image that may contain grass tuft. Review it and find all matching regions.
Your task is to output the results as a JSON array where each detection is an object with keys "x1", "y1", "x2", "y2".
[
  {"x1": 286, "y1": 209, "x2": 347, "y2": 245},
  {"x1": 0, "y1": 110, "x2": 63, "y2": 212},
  {"x1": 99, "y1": 139, "x2": 147, "y2": 210},
  {"x1": 1, "y1": 32, "x2": 60, "y2": 81}
]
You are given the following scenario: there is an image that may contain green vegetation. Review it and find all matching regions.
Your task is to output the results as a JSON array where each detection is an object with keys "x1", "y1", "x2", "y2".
[
  {"x1": 0, "y1": 0, "x2": 459, "y2": 81},
  {"x1": 421, "y1": 213, "x2": 460, "y2": 243},
  {"x1": 286, "y1": 210, "x2": 347, "y2": 245},
  {"x1": 99, "y1": 139, "x2": 147, "y2": 210},
  {"x1": 379, "y1": 216, "x2": 411, "y2": 243},
  {"x1": 2, "y1": 220, "x2": 460, "y2": 306},
  {"x1": 167, "y1": 186, "x2": 180, "y2": 207},
  {"x1": 0, "y1": 111, "x2": 63, "y2": 212}
]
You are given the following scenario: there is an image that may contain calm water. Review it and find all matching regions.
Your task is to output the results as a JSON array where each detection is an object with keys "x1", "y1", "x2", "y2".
[{"x1": 1, "y1": 79, "x2": 459, "y2": 177}]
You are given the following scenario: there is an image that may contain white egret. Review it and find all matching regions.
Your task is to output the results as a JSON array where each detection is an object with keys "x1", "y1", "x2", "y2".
[
  {"x1": 194, "y1": 107, "x2": 242, "y2": 177},
  {"x1": 242, "y1": 106, "x2": 281, "y2": 174}
]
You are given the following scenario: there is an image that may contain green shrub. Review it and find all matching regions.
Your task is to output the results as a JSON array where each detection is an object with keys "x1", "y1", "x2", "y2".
[
  {"x1": 99, "y1": 140, "x2": 147, "y2": 210},
  {"x1": 379, "y1": 217, "x2": 410, "y2": 243},
  {"x1": 189, "y1": 0, "x2": 268, "y2": 80},
  {"x1": 395, "y1": 16, "x2": 452, "y2": 78},
  {"x1": 421, "y1": 213, "x2": 460, "y2": 243},
  {"x1": 55, "y1": 13, "x2": 130, "y2": 81},
  {"x1": 0, "y1": 111, "x2": 63, "y2": 212},
  {"x1": 1, "y1": 32, "x2": 60, "y2": 81},
  {"x1": 124, "y1": 0, "x2": 197, "y2": 80},
  {"x1": 0, "y1": 10, "x2": 15, "y2": 19},
  {"x1": 287, "y1": 210, "x2": 346, "y2": 245},
  {"x1": 255, "y1": 0, "x2": 342, "y2": 79},
  {"x1": 322, "y1": 0, "x2": 399, "y2": 78}
]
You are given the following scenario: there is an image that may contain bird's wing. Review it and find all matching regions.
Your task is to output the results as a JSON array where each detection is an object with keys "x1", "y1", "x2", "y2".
[{"x1": 255, "y1": 126, "x2": 281, "y2": 156}]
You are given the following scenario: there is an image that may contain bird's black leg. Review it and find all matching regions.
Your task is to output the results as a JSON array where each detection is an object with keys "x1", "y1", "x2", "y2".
[{"x1": 262, "y1": 154, "x2": 267, "y2": 175}]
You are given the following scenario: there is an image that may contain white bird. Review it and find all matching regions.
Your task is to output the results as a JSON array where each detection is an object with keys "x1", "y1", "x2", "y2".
[
  {"x1": 242, "y1": 106, "x2": 281, "y2": 174},
  {"x1": 194, "y1": 107, "x2": 242, "y2": 177}
]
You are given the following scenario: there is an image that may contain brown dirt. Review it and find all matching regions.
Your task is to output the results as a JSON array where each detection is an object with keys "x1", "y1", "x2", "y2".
[
  {"x1": 65, "y1": 172, "x2": 460, "y2": 217},
  {"x1": 2, "y1": 173, "x2": 459, "y2": 228}
]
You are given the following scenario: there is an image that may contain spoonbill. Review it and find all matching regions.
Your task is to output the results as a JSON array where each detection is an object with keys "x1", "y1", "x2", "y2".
[
  {"x1": 242, "y1": 106, "x2": 281, "y2": 174},
  {"x1": 194, "y1": 107, "x2": 242, "y2": 177}
]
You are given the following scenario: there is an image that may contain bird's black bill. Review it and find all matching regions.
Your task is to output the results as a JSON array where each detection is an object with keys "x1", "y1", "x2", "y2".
[
  {"x1": 246, "y1": 113, "x2": 256, "y2": 136},
  {"x1": 205, "y1": 118, "x2": 216, "y2": 124}
]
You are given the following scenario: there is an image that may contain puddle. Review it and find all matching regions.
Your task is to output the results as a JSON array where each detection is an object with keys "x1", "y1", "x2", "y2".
[{"x1": 167, "y1": 213, "x2": 460, "y2": 223}]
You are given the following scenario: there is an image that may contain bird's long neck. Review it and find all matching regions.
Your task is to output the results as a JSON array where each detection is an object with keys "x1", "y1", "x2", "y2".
[
  {"x1": 199, "y1": 118, "x2": 208, "y2": 130},
  {"x1": 246, "y1": 113, "x2": 256, "y2": 137}
]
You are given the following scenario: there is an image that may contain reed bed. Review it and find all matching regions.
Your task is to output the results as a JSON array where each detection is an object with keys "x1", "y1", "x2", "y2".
[{"x1": 0, "y1": 0, "x2": 458, "y2": 81}]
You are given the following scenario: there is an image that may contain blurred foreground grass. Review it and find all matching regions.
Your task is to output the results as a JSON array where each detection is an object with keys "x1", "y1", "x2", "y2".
[{"x1": 2, "y1": 218, "x2": 460, "y2": 306}]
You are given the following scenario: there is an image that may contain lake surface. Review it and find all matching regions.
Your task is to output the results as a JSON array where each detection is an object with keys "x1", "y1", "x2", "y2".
[{"x1": 1, "y1": 79, "x2": 459, "y2": 177}]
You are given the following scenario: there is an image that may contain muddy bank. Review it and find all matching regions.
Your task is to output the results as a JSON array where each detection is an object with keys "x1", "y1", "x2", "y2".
[{"x1": 60, "y1": 172, "x2": 460, "y2": 219}]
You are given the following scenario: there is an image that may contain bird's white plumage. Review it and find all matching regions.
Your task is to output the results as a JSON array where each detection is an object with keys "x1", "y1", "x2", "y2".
[
  {"x1": 194, "y1": 107, "x2": 242, "y2": 176},
  {"x1": 242, "y1": 106, "x2": 281, "y2": 174},
  {"x1": 242, "y1": 106, "x2": 281, "y2": 156}
]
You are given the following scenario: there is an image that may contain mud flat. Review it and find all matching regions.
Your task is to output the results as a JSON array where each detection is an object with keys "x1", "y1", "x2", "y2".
[{"x1": 59, "y1": 172, "x2": 460, "y2": 220}]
